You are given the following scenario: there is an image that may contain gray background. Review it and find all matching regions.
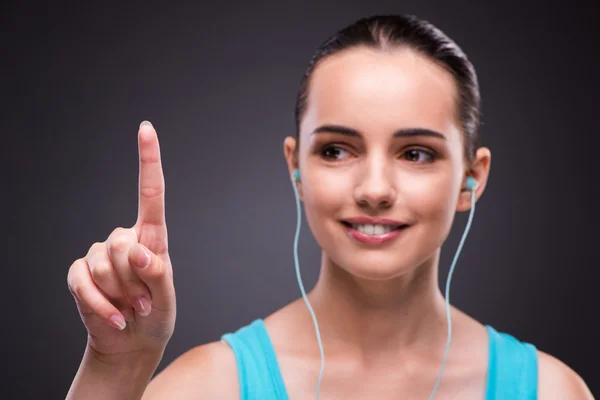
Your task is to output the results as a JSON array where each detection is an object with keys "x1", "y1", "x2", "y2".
[{"x1": 2, "y1": 0, "x2": 598, "y2": 398}]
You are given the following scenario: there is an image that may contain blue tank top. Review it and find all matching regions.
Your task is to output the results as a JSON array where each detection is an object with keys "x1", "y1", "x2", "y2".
[{"x1": 221, "y1": 319, "x2": 538, "y2": 399}]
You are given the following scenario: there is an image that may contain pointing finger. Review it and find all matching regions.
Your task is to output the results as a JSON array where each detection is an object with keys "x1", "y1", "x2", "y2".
[{"x1": 135, "y1": 121, "x2": 166, "y2": 230}]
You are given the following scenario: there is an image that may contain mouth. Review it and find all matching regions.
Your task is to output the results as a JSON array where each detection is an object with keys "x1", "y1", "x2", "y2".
[{"x1": 340, "y1": 220, "x2": 410, "y2": 245}]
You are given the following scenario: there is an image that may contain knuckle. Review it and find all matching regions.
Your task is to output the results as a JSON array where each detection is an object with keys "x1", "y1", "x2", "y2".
[
  {"x1": 68, "y1": 277, "x2": 84, "y2": 300},
  {"x1": 140, "y1": 185, "x2": 163, "y2": 199},
  {"x1": 107, "y1": 233, "x2": 132, "y2": 254},
  {"x1": 109, "y1": 227, "x2": 132, "y2": 242},
  {"x1": 110, "y1": 226, "x2": 127, "y2": 236},
  {"x1": 67, "y1": 259, "x2": 85, "y2": 294},
  {"x1": 87, "y1": 242, "x2": 104, "y2": 256},
  {"x1": 90, "y1": 261, "x2": 113, "y2": 281}
]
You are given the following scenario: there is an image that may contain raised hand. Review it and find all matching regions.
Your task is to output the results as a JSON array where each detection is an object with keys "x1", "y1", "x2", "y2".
[{"x1": 67, "y1": 121, "x2": 176, "y2": 358}]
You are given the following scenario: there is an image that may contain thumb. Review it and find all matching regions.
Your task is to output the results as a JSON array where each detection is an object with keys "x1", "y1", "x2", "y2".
[{"x1": 129, "y1": 243, "x2": 175, "y2": 313}]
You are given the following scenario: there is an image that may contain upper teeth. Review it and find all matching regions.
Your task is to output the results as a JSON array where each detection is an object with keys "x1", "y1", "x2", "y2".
[{"x1": 351, "y1": 223, "x2": 398, "y2": 236}]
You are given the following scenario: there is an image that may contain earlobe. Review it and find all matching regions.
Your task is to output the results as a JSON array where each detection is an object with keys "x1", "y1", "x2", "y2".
[
  {"x1": 292, "y1": 169, "x2": 304, "y2": 201},
  {"x1": 456, "y1": 180, "x2": 477, "y2": 212},
  {"x1": 283, "y1": 136, "x2": 299, "y2": 176},
  {"x1": 283, "y1": 137, "x2": 303, "y2": 200},
  {"x1": 456, "y1": 147, "x2": 491, "y2": 212}
]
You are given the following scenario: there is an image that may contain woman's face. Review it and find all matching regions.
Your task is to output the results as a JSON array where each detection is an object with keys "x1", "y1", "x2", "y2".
[{"x1": 287, "y1": 46, "x2": 481, "y2": 280}]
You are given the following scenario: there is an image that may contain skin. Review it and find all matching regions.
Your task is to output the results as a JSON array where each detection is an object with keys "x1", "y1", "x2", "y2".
[
  {"x1": 275, "y1": 46, "x2": 492, "y2": 398},
  {"x1": 68, "y1": 46, "x2": 594, "y2": 399},
  {"x1": 146, "y1": 47, "x2": 593, "y2": 398}
]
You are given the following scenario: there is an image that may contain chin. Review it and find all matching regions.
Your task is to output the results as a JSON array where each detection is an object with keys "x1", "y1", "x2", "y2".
[
  {"x1": 329, "y1": 234, "x2": 440, "y2": 283},
  {"x1": 334, "y1": 253, "x2": 418, "y2": 281}
]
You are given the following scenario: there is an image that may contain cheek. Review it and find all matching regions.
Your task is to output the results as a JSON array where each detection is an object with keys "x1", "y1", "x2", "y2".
[
  {"x1": 406, "y1": 172, "x2": 460, "y2": 243},
  {"x1": 302, "y1": 170, "x2": 351, "y2": 210},
  {"x1": 301, "y1": 175, "x2": 349, "y2": 245},
  {"x1": 411, "y1": 178, "x2": 455, "y2": 216}
]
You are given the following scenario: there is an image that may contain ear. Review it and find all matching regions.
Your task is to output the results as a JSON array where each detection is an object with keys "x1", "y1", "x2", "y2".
[
  {"x1": 456, "y1": 147, "x2": 491, "y2": 212},
  {"x1": 283, "y1": 136, "x2": 303, "y2": 200}
]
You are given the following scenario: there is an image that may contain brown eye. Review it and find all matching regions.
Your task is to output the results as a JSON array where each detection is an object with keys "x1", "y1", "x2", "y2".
[
  {"x1": 403, "y1": 149, "x2": 436, "y2": 163},
  {"x1": 321, "y1": 145, "x2": 349, "y2": 160}
]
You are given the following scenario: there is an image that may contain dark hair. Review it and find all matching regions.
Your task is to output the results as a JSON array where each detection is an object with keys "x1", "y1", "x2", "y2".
[{"x1": 294, "y1": 14, "x2": 481, "y2": 166}]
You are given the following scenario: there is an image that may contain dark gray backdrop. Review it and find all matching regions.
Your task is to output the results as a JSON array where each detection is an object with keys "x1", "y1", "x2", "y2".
[{"x1": 2, "y1": 0, "x2": 598, "y2": 398}]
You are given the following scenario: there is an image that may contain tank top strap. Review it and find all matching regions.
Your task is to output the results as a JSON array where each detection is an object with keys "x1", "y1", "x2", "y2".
[
  {"x1": 484, "y1": 325, "x2": 538, "y2": 399},
  {"x1": 222, "y1": 320, "x2": 538, "y2": 399},
  {"x1": 221, "y1": 319, "x2": 289, "y2": 400}
]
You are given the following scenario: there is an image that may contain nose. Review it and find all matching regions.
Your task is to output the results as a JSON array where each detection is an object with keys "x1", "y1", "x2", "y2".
[{"x1": 353, "y1": 164, "x2": 397, "y2": 209}]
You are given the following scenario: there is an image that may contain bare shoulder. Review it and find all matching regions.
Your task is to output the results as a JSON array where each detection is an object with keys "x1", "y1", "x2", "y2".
[
  {"x1": 537, "y1": 350, "x2": 594, "y2": 399},
  {"x1": 142, "y1": 341, "x2": 239, "y2": 400}
]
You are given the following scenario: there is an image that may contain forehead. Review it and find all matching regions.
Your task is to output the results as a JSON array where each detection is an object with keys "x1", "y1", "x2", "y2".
[{"x1": 303, "y1": 46, "x2": 460, "y2": 138}]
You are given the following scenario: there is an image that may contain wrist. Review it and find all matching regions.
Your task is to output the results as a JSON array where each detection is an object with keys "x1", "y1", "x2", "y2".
[
  {"x1": 67, "y1": 345, "x2": 165, "y2": 400},
  {"x1": 85, "y1": 344, "x2": 164, "y2": 372}
]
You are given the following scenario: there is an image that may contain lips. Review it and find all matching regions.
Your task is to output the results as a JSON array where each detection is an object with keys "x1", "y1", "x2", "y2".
[
  {"x1": 342, "y1": 217, "x2": 407, "y2": 226},
  {"x1": 340, "y1": 218, "x2": 410, "y2": 245}
]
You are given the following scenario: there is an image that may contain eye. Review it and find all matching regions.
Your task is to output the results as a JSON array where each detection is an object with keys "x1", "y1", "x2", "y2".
[
  {"x1": 320, "y1": 145, "x2": 350, "y2": 161},
  {"x1": 402, "y1": 149, "x2": 437, "y2": 163}
]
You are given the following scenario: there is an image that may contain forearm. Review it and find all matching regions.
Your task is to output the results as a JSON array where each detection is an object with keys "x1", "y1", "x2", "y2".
[{"x1": 66, "y1": 345, "x2": 164, "y2": 400}]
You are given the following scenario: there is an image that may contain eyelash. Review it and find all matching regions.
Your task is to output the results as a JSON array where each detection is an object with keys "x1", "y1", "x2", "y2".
[{"x1": 319, "y1": 144, "x2": 438, "y2": 164}]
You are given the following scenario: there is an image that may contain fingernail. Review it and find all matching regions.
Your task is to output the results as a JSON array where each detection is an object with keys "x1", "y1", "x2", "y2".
[
  {"x1": 109, "y1": 314, "x2": 126, "y2": 330},
  {"x1": 133, "y1": 296, "x2": 152, "y2": 317},
  {"x1": 137, "y1": 245, "x2": 150, "y2": 269},
  {"x1": 140, "y1": 120, "x2": 153, "y2": 128}
]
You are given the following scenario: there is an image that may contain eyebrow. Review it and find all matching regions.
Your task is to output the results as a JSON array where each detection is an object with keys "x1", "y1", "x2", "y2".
[{"x1": 311, "y1": 124, "x2": 447, "y2": 140}]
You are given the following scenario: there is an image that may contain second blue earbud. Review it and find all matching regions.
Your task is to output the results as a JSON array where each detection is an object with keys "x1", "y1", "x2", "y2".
[
  {"x1": 293, "y1": 169, "x2": 301, "y2": 182},
  {"x1": 465, "y1": 176, "x2": 477, "y2": 191}
]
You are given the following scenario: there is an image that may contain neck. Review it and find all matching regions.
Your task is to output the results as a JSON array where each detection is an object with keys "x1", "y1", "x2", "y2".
[{"x1": 307, "y1": 249, "x2": 448, "y2": 362}]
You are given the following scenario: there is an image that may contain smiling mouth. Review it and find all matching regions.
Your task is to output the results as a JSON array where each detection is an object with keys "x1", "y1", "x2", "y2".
[{"x1": 340, "y1": 221, "x2": 408, "y2": 236}]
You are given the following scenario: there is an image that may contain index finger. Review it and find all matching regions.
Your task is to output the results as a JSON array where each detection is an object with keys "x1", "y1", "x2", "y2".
[{"x1": 135, "y1": 121, "x2": 166, "y2": 228}]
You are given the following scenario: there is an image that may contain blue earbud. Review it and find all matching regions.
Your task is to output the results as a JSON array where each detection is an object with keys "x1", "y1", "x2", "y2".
[
  {"x1": 292, "y1": 168, "x2": 301, "y2": 182},
  {"x1": 465, "y1": 176, "x2": 477, "y2": 191}
]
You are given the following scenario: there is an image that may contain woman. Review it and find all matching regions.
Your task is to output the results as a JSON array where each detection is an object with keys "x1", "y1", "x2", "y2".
[{"x1": 66, "y1": 14, "x2": 593, "y2": 399}]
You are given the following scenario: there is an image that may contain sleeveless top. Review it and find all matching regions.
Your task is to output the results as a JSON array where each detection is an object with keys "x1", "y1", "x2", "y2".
[{"x1": 221, "y1": 319, "x2": 538, "y2": 399}]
